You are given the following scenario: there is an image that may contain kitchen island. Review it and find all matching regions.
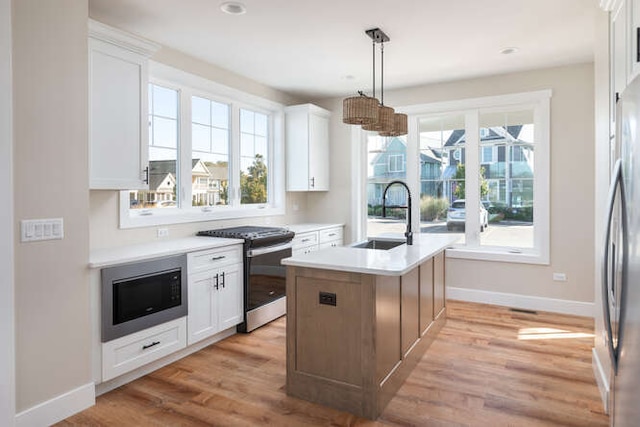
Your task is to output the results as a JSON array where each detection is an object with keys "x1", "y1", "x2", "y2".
[{"x1": 281, "y1": 234, "x2": 458, "y2": 419}]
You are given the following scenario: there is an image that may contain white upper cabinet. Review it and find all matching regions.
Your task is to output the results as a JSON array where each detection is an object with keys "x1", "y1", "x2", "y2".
[
  {"x1": 285, "y1": 104, "x2": 330, "y2": 191},
  {"x1": 88, "y1": 20, "x2": 159, "y2": 190},
  {"x1": 629, "y1": 0, "x2": 640, "y2": 82}
]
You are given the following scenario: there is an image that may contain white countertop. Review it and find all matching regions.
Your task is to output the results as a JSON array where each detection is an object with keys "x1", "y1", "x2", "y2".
[
  {"x1": 281, "y1": 234, "x2": 459, "y2": 276},
  {"x1": 89, "y1": 236, "x2": 244, "y2": 268},
  {"x1": 285, "y1": 223, "x2": 343, "y2": 234}
]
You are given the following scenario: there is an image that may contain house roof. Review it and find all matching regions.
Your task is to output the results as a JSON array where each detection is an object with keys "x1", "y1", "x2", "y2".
[{"x1": 444, "y1": 125, "x2": 524, "y2": 147}]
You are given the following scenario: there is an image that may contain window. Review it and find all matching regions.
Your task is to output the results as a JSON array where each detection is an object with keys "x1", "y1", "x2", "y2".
[
  {"x1": 481, "y1": 145, "x2": 496, "y2": 163},
  {"x1": 360, "y1": 90, "x2": 550, "y2": 264},
  {"x1": 120, "y1": 64, "x2": 285, "y2": 228},
  {"x1": 388, "y1": 154, "x2": 405, "y2": 173},
  {"x1": 129, "y1": 84, "x2": 179, "y2": 210},
  {"x1": 191, "y1": 96, "x2": 230, "y2": 207},
  {"x1": 366, "y1": 135, "x2": 408, "y2": 237},
  {"x1": 240, "y1": 109, "x2": 269, "y2": 204}
]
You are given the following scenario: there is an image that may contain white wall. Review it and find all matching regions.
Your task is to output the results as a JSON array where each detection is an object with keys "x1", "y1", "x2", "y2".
[
  {"x1": 593, "y1": 7, "x2": 613, "y2": 404},
  {"x1": 13, "y1": 0, "x2": 92, "y2": 418},
  {"x1": 1, "y1": 0, "x2": 15, "y2": 424},
  {"x1": 89, "y1": 47, "x2": 309, "y2": 250},
  {"x1": 309, "y1": 63, "x2": 597, "y2": 307}
]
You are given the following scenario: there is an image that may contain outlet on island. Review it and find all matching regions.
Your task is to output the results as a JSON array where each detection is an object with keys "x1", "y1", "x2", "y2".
[
  {"x1": 319, "y1": 291, "x2": 337, "y2": 306},
  {"x1": 157, "y1": 228, "x2": 169, "y2": 238}
]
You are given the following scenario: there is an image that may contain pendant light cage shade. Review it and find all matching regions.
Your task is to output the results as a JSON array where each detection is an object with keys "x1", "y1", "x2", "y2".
[
  {"x1": 342, "y1": 95, "x2": 379, "y2": 125},
  {"x1": 379, "y1": 113, "x2": 408, "y2": 137},
  {"x1": 362, "y1": 105, "x2": 395, "y2": 132}
]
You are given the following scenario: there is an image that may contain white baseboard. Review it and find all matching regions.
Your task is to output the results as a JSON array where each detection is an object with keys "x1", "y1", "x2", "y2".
[
  {"x1": 15, "y1": 382, "x2": 95, "y2": 427},
  {"x1": 592, "y1": 347, "x2": 610, "y2": 414},
  {"x1": 447, "y1": 287, "x2": 595, "y2": 317}
]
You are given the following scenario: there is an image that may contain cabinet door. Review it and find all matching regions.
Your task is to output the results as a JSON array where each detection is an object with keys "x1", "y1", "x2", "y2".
[
  {"x1": 630, "y1": 0, "x2": 640, "y2": 82},
  {"x1": 419, "y1": 258, "x2": 434, "y2": 335},
  {"x1": 89, "y1": 38, "x2": 149, "y2": 190},
  {"x1": 401, "y1": 267, "x2": 420, "y2": 357},
  {"x1": 613, "y1": 0, "x2": 628, "y2": 115},
  {"x1": 433, "y1": 252, "x2": 445, "y2": 317},
  {"x1": 187, "y1": 270, "x2": 217, "y2": 345},
  {"x1": 308, "y1": 112, "x2": 329, "y2": 191},
  {"x1": 285, "y1": 104, "x2": 330, "y2": 191},
  {"x1": 217, "y1": 264, "x2": 243, "y2": 331}
]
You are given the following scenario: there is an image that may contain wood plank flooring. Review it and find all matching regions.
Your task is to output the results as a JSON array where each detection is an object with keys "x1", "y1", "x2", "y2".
[{"x1": 58, "y1": 301, "x2": 609, "y2": 426}]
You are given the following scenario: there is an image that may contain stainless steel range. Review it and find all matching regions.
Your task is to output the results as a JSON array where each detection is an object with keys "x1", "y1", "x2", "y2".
[{"x1": 197, "y1": 226, "x2": 295, "y2": 332}]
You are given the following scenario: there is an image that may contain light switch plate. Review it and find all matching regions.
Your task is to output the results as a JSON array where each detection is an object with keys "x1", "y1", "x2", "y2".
[{"x1": 21, "y1": 218, "x2": 64, "y2": 242}]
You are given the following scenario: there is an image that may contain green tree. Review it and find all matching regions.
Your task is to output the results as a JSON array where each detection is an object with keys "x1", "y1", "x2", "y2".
[
  {"x1": 453, "y1": 164, "x2": 489, "y2": 199},
  {"x1": 240, "y1": 154, "x2": 268, "y2": 204}
]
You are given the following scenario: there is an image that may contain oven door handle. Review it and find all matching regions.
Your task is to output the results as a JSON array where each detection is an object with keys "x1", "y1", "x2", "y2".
[{"x1": 247, "y1": 241, "x2": 293, "y2": 258}]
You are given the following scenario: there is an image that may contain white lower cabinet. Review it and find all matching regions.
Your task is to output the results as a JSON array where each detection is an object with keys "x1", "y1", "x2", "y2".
[
  {"x1": 187, "y1": 246, "x2": 243, "y2": 346},
  {"x1": 292, "y1": 231, "x2": 319, "y2": 256},
  {"x1": 102, "y1": 317, "x2": 186, "y2": 382},
  {"x1": 293, "y1": 226, "x2": 344, "y2": 254},
  {"x1": 318, "y1": 226, "x2": 343, "y2": 250}
]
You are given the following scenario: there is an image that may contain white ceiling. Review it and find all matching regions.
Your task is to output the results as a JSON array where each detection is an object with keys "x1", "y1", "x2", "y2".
[{"x1": 89, "y1": 0, "x2": 600, "y2": 100}]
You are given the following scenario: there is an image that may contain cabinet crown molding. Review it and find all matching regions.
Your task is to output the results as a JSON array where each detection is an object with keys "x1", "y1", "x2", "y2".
[{"x1": 89, "y1": 19, "x2": 160, "y2": 57}]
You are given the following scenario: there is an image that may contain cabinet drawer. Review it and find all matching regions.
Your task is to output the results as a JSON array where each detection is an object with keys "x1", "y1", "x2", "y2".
[
  {"x1": 102, "y1": 317, "x2": 186, "y2": 381},
  {"x1": 292, "y1": 231, "x2": 318, "y2": 249},
  {"x1": 319, "y1": 241, "x2": 341, "y2": 250},
  {"x1": 188, "y1": 245, "x2": 243, "y2": 273},
  {"x1": 319, "y1": 227, "x2": 343, "y2": 244}
]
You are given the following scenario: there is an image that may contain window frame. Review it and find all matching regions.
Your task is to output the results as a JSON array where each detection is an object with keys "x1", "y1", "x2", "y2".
[
  {"x1": 354, "y1": 90, "x2": 551, "y2": 265},
  {"x1": 119, "y1": 61, "x2": 285, "y2": 229}
]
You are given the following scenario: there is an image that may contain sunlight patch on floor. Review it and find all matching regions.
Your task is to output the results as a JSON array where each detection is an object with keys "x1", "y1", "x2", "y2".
[{"x1": 517, "y1": 327, "x2": 595, "y2": 340}]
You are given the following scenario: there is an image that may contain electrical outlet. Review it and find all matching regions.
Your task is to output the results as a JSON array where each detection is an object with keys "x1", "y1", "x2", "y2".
[
  {"x1": 553, "y1": 273, "x2": 567, "y2": 282},
  {"x1": 157, "y1": 228, "x2": 169, "y2": 238}
]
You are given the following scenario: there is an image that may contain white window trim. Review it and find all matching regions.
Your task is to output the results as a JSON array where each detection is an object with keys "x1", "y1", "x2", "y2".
[
  {"x1": 119, "y1": 61, "x2": 285, "y2": 229},
  {"x1": 354, "y1": 90, "x2": 551, "y2": 265}
]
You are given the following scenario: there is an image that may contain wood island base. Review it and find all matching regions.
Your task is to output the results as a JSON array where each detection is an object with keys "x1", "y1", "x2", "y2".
[{"x1": 285, "y1": 251, "x2": 446, "y2": 419}]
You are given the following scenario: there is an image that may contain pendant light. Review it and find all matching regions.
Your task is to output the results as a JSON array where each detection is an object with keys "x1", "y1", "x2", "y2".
[{"x1": 342, "y1": 28, "x2": 407, "y2": 137}]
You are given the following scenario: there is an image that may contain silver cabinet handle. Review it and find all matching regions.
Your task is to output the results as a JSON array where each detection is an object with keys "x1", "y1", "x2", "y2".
[
  {"x1": 220, "y1": 271, "x2": 225, "y2": 288},
  {"x1": 211, "y1": 255, "x2": 226, "y2": 261}
]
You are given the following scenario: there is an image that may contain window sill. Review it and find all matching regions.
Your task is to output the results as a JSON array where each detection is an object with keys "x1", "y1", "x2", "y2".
[
  {"x1": 119, "y1": 202, "x2": 285, "y2": 229},
  {"x1": 446, "y1": 246, "x2": 549, "y2": 265}
]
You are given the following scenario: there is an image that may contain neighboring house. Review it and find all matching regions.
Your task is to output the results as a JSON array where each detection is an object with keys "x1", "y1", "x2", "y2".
[
  {"x1": 129, "y1": 159, "x2": 228, "y2": 207},
  {"x1": 443, "y1": 125, "x2": 534, "y2": 207},
  {"x1": 367, "y1": 137, "x2": 442, "y2": 206}
]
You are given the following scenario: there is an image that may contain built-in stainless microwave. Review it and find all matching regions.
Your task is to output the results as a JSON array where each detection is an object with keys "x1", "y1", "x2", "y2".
[{"x1": 101, "y1": 254, "x2": 187, "y2": 342}]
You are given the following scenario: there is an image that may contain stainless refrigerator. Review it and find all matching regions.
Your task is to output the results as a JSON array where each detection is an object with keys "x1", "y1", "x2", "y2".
[{"x1": 604, "y1": 74, "x2": 640, "y2": 426}]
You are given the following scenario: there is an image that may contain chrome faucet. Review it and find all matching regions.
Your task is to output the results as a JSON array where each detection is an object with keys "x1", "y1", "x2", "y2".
[{"x1": 382, "y1": 180, "x2": 413, "y2": 245}]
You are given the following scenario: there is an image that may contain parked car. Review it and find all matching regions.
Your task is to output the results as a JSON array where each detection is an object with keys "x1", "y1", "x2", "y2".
[{"x1": 446, "y1": 199, "x2": 489, "y2": 231}]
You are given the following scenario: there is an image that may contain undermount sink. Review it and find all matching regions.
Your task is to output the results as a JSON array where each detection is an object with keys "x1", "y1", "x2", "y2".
[{"x1": 351, "y1": 239, "x2": 406, "y2": 250}]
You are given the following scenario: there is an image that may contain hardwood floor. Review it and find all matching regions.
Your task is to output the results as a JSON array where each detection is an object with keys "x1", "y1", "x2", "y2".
[{"x1": 58, "y1": 301, "x2": 609, "y2": 426}]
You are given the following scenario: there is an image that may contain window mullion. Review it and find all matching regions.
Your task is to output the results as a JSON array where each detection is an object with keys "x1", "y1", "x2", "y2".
[
  {"x1": 465, "y1": 111, "x2": 480, "y2": 246},
  {"x1": 230, "y1": 104, "x2": 241, "y2": 206},
  {"x1": 179, "y1": 88, "x2": 192, "y2": 208}
]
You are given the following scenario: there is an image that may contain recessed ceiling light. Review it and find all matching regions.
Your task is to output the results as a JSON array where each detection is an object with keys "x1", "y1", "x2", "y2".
[
  {"x1": 500, "y1": 47, "x2": 519, "y2": 55},
  {"x1": 343, "y1": 75, "x2": 356, "y2": 81},
  {"x1": 220, "y1": 1, "x2": 246, "y2": 15}
]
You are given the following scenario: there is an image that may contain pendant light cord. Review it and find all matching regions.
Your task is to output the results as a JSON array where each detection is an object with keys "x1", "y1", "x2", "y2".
[
  {"x1": 380, "y1": 42, "x2": 385, "y2": 106},
  {"x1": 372, "y1": 41, "x2": 376, "y2": 99}
]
